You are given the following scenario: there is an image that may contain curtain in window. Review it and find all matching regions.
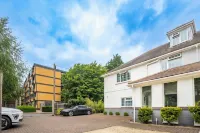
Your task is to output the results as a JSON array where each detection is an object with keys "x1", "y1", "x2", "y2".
[
  {"x1": 180, "y1": 29, "x2": 188, "y2": 42},
  {"x1": 164, "y1": 82, "x2": 177, "y2": 107},
  {"x1": 194, "y1": 78, "x2": 200, "y2": 102}
]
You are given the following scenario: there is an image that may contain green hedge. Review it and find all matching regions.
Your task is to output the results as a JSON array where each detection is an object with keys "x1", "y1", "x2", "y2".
[
  {"x1": 115, "y1": 112, "x2": 120, "y2": 116},
  {"x1": 17, "y1": 106, "x2": 36, "y2": 112},
  {"x1": 188, "y1": 101, "x2": 200, "y2": 123},
  {"x1": 161, "y1": 107, "x2": 182, "y2": 125},
  {"x1": 138, "y1": 107, "x2": 153, "y2": 123},
  {"x1": 124, "y1": 112, "x2": 129, "y2": 116},
  {"x1": 42, "y1": 106, "x2": 52, "y2": 112},
  {"x1": 109, "y1": 112, "x2": 113, "y2": 115}
]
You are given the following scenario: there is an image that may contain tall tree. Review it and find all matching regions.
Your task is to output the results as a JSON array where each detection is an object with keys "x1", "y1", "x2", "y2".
[
  {"x1": 105, "y1": 54, "x2": 123, "y2": 71},
  {"x1": 0, "y1": 18, "x2": 27, "y2": 102},
  {"x1": 61, "y1": 62, "x2": 107, "y2": 102}
]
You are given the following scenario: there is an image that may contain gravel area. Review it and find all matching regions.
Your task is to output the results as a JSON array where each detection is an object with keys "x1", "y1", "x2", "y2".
[{"x1": 84, "y1": 126, "x2": 169, "y2": 133}]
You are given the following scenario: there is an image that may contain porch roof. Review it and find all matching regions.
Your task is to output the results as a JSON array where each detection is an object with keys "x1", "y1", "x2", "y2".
[{"x1": 128, "y1": 61, "x2": 200, "y2": 85}]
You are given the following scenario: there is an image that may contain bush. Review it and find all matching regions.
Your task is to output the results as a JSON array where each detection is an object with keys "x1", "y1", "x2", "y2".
[
  {"x1": 104, "y1": 111, "x2": 107, "y2": 115},
  {"x1": 124, "y1": 112, "x2": 129, "y2": 116},
  {"x1": 161, "y1": 107, "x2": 182, "y2": 125},
  {"x1": 56, "y1": 108, "x2": 63, "y2": 115},
  {"x1": 115, "y1": 112, "x2": 120, "y2": 116},
  {"x1": 109, "y1": 112, "x2": 113, "y2": 115},
  {"x1": 42, "y1": 106, "x2": 52, "y2": 112},
  {"x1": 68, "y1": 98, "x2": 86, "y2": 107},
  {"x1": 92, "y1": 108, "x2": 96, "y2": 114},
  {"x1": 17, "y1": 106, "x2": 36, "y2": 112},
  {"x1": 188, "y1": 101, "x2": 200, "y2": 123},
  {"x1": 85, "y1": 98, "x2": 104, "y2": 113},
  {"x1": 138, "y1": 107, "x2": 153, "y2": 123}
]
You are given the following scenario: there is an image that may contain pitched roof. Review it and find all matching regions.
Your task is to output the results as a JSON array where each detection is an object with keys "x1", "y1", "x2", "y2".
[
  {"x1": 129, "y1": 61, "x2": 200, "y2": 84},
  {"x1": 108, "y1": 31, "x2": 200, "y2": 73}
]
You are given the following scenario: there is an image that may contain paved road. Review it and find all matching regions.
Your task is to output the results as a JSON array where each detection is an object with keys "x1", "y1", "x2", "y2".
[{"x1": 3, "y1": 114, "x2": 200, "y2": 133}]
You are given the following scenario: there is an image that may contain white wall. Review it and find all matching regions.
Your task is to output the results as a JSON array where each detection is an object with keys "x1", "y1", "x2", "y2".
[
  {"x1": 133, "y1": 87, "x2": 142, "y2": 107},
  {"x1": 177, "y1": 78, "x2": 194, "y2": 106},
  {"x1": 152, "y1": 84, "x2": 164, "y2": 107},
  {"x1": 182, "y1": 47, "x2": 196, "y2": 65},
  {"x1": 147, "y1": 61, "x2": 161, "y2": 76}
]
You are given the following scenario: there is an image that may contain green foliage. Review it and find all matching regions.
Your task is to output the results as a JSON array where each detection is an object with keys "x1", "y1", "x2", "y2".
[
  {"x1": 56, "y1": 108, "x2": 63, "y2": 115},
  {"x1": 138, "y1": 107, "x2": 153, "y2": 123},
  {"x1": 0, "y1": 18, "x2": 27, "y2": 102},
  {"x1": 61, "y1": 62, "x2": 107, "y2": 103},
  {"x1": 124, "y1": 112, "x2": 129, "y2": 116},
  {"x1": 115, "y1": 112, "x2": 120, "y2": 116},
  {"x1": 92, "y1": 109, "x2": 96, "y2": 114},
  {"x1": 161, "y1": 107, "x2": 182, "y2": 124},
  {"x1": 42, "y1": 106, "x2": 52, "y2": 112},
  {"x1": 109, "y1": 112, "x2": 113, "y2": 115},
  {"x1": 17, "y1": 106, "x2": 36, "y2": 112},
  {"x1": 188, "y1": 101, "x2": 200, "y2": 123},
  {"x1": 104, "y1": 111, "x2": 107, "y2": 115},
  {"x1": 105, "y1": 54, "x2": 123, "y2": 71},
  {"x1": 85, "y1": 98, "x2": 104, "y2": 113}
]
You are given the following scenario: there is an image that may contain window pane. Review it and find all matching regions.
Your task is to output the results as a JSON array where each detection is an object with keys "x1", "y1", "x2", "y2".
[
  {"x1": 142, "y1": 86, "x2": 152, "y2": 107},
  {"x1": 164, "y1": 82, "x2": 177, "y2": 107},
  {"x1": 117, "y1": 74, "x2": 120, "y2": 82},
  {"x1": 121, "y1": 98, "x2": 125, "y2": 106},
  {"x1": 127, "y1": 72, "x2": 130, "y2": 80},
  {"x1": 194, "y1": 78, "x2": 200, "y2": 103}
]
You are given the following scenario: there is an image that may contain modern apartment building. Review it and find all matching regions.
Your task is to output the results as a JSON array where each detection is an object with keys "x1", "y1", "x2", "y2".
[
  {"x1": 103, "y1": 20, "x2": 200, "y2": 126},
  {"x1": 23, "y1": 64, "x2": 65, "y2": 109}
]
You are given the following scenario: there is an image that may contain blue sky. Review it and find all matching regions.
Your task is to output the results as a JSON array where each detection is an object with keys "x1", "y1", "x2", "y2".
[{"x1": 0, "y1": 0, "x2": 200, "y2": 71}]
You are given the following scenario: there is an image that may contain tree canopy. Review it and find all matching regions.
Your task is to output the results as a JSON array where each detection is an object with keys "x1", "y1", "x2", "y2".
[
  {"x1": 0, "y1": 18, "x2": 26, "y2": 102},
  {"x1": 61, "y1": 62, "x2": 107, "y2": 103},
  {"x1": 105, "y1": 54, "x2": 123, "y2": 71}
]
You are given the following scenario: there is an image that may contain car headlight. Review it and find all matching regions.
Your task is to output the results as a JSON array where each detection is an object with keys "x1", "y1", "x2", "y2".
[{"x1": 12, "y1": 114, "x2": 19, "y2": 120}]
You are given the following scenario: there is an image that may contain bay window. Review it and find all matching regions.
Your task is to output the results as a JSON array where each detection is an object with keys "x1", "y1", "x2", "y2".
[
  {"x1": 164, "y1": 82, "x2": 177, "y2": 107},
  {"x1": 121, "y1": 97, "x2": 132, "y2": 107}
]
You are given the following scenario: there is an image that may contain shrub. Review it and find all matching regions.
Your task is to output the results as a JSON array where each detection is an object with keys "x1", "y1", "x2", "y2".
[
  {"x1": 17, "y1": 106, "x2": 36, "y2": 112},
  {"x1": 42, "y1": 106, "x2": 52, "y2": 112},
  {"x1": 161, "y1": 107, "x2": 182, "y2": 125},
  {"x1": 85, "y1": 98, "x2": 104, "y2": 113},
  {"x1": 138, "y1": 107, "x2": 153, "y2": 123},
  {"x1": 92, "y1": 108, "x2": 96, "y2": 114},
  {"x1": 56, "y1": 108, "x2": 63, "y2": 115},
  {"x1": 68, "y1": 98, "x2": 86, "y2": 107},
  {"x1": 109, "y1": 112, "x2": 113, "y2": 115},
  {"x1": 188, "y1": 101, "x2": 200, "y2": 123},
  {"x1": 115, "y1": 112, "x2": 120, "y2": 116},
  {"x1": 124, "y1": 112, "x2": 129, "y2": 116},
  {"x1": 104, "y1": 111, "x2": 107, "y2": 115}
]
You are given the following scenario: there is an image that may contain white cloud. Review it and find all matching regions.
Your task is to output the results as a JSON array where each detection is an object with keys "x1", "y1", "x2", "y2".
[
  {"x1": 61, "y1": 0, "x2": 144, "y2": 63},
  {"x1": 144, "y1": 0, "x2": 165, "y2": 16}
]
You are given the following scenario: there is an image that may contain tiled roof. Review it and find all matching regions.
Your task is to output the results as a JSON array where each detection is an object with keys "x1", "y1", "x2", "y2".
[
  {"x1": 108, "y1": 31, "x2": 200, "y2": 73},
  {"x1": 129, "y1": 61, "x2": 200, "y2": 84}
]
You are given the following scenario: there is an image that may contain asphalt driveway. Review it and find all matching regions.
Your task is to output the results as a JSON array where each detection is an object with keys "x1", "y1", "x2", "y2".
[{"x1": 3, "y1": 114, "x2": 200, "y2": 133}]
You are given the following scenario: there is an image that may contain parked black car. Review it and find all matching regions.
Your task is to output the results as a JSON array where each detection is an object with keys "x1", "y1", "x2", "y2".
[{"x1": 60, "y1": 105, "x2": 92, "y2": 116}]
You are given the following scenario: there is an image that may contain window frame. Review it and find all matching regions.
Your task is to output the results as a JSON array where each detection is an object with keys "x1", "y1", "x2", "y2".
[
  {"x1": 117, "y1": 71, "x2": 131, "y2": 83},
  {"x1": 121, "y1": 97, "x2": 132, "y2": 107},
  {"x1": 164, "y1": 82, "x2": 177, "y2": 107},
  {"x1": 142, "y1": 86, "x2": 152, "y2": 107}
]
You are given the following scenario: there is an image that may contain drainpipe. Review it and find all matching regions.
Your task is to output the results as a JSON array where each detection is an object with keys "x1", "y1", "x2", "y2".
[{"x1": 132, "y1": 84, "x2": 136, "y2": 123}]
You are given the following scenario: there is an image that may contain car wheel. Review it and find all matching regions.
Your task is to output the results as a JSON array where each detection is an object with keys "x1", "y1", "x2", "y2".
[
  {"x1": 68, "y1": 111, "x2": 73, "y2": 116},
  {"x1": 2, "y1": 116, "x2": 12, "y2": 130},
  {"x1": 87, "y1": 110, "x2": 91, "y2": 115}
]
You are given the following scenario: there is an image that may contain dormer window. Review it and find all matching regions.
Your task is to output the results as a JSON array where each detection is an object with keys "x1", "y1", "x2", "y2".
[{"x1": 167, "y1": 20, "x2": 196, "y2": 47}]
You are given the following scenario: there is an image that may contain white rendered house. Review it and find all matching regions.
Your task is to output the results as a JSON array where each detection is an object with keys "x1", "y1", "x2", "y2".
[{"x1": 103, "y1": 20, "x2": 200, "y2": 126}]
